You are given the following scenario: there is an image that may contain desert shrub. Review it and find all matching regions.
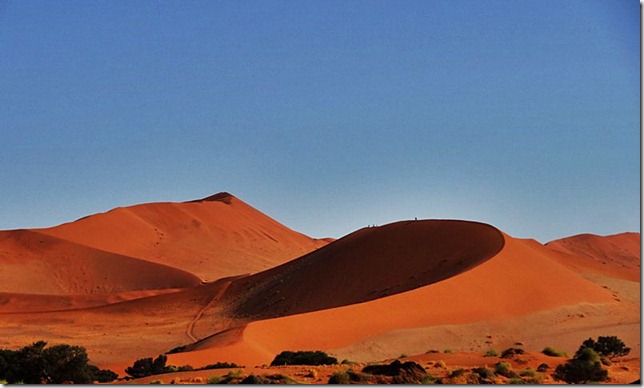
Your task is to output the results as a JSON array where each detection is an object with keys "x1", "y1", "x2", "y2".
[
  {"x1": 176, "y1": 365, "x2": 193, "y2": 372},
  {"x1": 206, "y1": 376, "x2": 222, "y2": 384},
  {"x1": 200, "y1": 361, "x2": 243, "y2": 370},
  {"x1": 125, "y1": 354, "x2": 171, "y2": 378},
  {"x1": 87, "y1": 365, "x2": 119, "y2": 382},
  {"x1": 270, "y1": 350, "x2": 337, "y2": 366},
  {"x1": 166, "y1": 345, "x2": 189, "y2": 354},
  {"x1": 484, "y1": 349, "x2": 498, "y2": 357},
  {"x1": 434, "y1": 360, "x2": 446, "y2": 369},
  {"x1": 541, "y1": 346, "x2": 566, "y2": 357},
  {"x1": 536, "y1": 363, "x2": 549, "y2": 372},
  {"x1": 519, "y1": 368, "x2": 535, "y2": 377},
  {"x1": 576, "y1": 336, "x2": 631, "y2": 360},
  {"x1": 508, "y1": 377, "x2": 527, "y2": 384},
  {"x1": 500, "y1": 347, "x2": 525, "y2": 358},
  {"x1": 215, "y1": 370, "x2": 245, "y2": 384},
  {"x1": 149, "y1": 379, "x2": 163, "y2": 384},
  {"x1": 421, "y1": 373, "x2": 441, "y2": 384},
  {"x1": 494, "y1": 362, "x2": 516, "y2": 378},
  {"x1": 340, "y1": 359, "x2": 357, "y2": 365},
  {"x1": 553, "y1": 347, "x2": 608, "y2": 384},
  {"x1": 0, "y1": 341, "x2": 116, "y2": 384},
  {"x1": 443, "y1": 349, "x2": 452, "y2": 354},
  {"x1": 328, "y1": 370, "x2": 350, "y2": 384},
  {"x1": 448, "y1": 368, "x2": 466, "y2": 378},
  {"x1": 471, "y1": 366, "x2": 495, "y2": 380}
]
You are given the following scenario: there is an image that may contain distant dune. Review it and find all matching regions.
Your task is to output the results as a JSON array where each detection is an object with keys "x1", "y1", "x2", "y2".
[
  {"x1": 0, "y1": 229, "x2": 200, "y2": 296},
  {"x1": 545, "y1": 232, "x2": 640, "y2": 281},
  {"x1": 40, "y1": 193, "x2": 329, "y2": 281}
]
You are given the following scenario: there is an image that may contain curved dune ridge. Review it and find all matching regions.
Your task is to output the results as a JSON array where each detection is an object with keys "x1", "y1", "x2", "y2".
[
  {"x1": 169, "y1": 232, "x2": 620, "y2": 369},
  {"x1": 223, "y1": 220, "x2": 505, "y2": 320},
  {"x1": 40, "y1": 193, "x2": 329, "y2": 281},
  {"x1": 0, "y1": 230, "x2": 201, "y2": 296}
]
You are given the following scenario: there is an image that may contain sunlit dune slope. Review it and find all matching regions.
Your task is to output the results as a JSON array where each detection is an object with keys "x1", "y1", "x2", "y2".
[
  {"x1": 0, "y1": 229, "x2": 200, "y2": 295},
  {"x1": 224, "y1": 220, "x2": 505, "y2": 320},
  {"x1": 40, "y1": 193, "x2": 328, "y2": 281},
  {"x1": 170, "y1": 229, "x2": 615, "y2": 368},
  {"x1": 545, "y1": 232, "x2": 640, "y2": 281}
]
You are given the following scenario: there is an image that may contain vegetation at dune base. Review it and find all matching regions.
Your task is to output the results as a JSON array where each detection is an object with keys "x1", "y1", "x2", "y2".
[
  {"x1": 125, "y1": 354, "x2": 243, "y2": 379},
  {"x1": 541, "y1": 346, "x2": 567, "y2": 357},
  {"x1": 553, "y1": 335, "x2": 629, "y2": 384},
  {"x1": 270, "y1": 350, "x2": 337, "y2": 366},
  {"x1": 0, "y1": 340, "x2": 117, "y2": 384}
]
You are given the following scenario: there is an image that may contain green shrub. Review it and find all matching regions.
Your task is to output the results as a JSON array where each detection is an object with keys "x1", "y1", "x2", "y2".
[
  {"x1": 541, "y1": 347, "x2": 566, "y2": 357},
  {"x1": 519, "y1": 368, "x2": 535, "y2": 377},
  {"x1": 508, "y1": 377, "x2": 527, "y2": 384},
  {"x1": 448, "y1": 368, "x2": 465, "y2": 378},
  {"x1": 270, "y1": 351, "x2": 337, "y2": 366},
  {"x1": 206, "y1": 376, "x2": 222, "y2": 384},
  {"x1": 553, "y1": 347, "x2": 608, "y2": 384},
  {"x1": 443, "y1": 349, "x2": 452, "y2": 354},
  {"x1": 494, "y1": 362, "x2": 515, "y2": 378},
  {"x1": 484, "y1": 349, "x2": 498, "y2": 357},
  {"x1": 471, "y1": 366, "x2": 495, "y2": 379},
  {"x1": 421, "y1": 374, "x2": 441, "y2": 384}
]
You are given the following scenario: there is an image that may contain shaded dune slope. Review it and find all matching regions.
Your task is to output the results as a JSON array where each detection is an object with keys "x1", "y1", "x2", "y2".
[
  {"x1": 545, "y1": 232, "x2": 640, "y2": 281},
  {"x1": 0, "y1": 229, "x2": 201, "y2": 296},
  {"x1": 223, "y1": 220, "x2": 505, "y2": 320},
  {"x1": 40, "y1": 193, "x2": 328, "y2": 281},
  {"x1": 170, "y1": 231, "x2": 616, "y2": 368}
]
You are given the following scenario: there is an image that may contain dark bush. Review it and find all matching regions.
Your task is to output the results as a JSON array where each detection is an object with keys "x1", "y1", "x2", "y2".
[
  {"x1": 166, "y1": 345, "x2": 189, "y2": 354},
  {"x1": 576, "y1": 336, "x2": 630, "y2": 360},
  {"x1": 541, "y1": 347, "x2": 566, "y2": 357},
  {"x1": 270, "y1": 351, "x2": 337, "y2": 366},
  {"x1": 554, "y1": 347, "x2": 608, "y2": 384},
  {"x1": 125, "y1": 354, "x2": 172, "y2": 378},
  {"x1": 200, "y1": 361, "x2": 243, "y2": 370},
  {"x1": 536, "y1": 363, "x2": 549, "y2": 372},
  {"x1": 0, "y1": 341, "x2": 117, "y2": 384},
  {"x1": 500, "y1": 347, "x2": 525, "y2": 358},
  {"x1": 241, "y1": 373, "x2": 298, "y2": 384}
]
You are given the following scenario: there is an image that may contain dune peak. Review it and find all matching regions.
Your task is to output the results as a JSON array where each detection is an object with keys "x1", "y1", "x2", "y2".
[{"x1": 189, "y1": 192, "x2": 236, "y2": 204}]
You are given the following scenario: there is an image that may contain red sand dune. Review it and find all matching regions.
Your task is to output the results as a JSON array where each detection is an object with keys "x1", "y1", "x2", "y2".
[
  {"x1": 545, "y1": 232, "x2": 640, "y2": 281},
  {"x1": 40, "y1": 193, "x2": 328, "y2": 281},
  {"x1": 168, "y1": 227, "x2": 617, "y2": 368},
  {"x1": 0, "y1": 229, "x2": 200, "y2": 296}
]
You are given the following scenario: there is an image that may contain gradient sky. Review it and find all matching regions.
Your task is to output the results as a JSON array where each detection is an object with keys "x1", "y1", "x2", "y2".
[{"x1": 1, "y1": 0, "x2": 639, "y2": 242}]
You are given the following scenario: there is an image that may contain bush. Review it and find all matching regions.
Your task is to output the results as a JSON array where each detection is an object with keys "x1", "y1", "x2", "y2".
[
  {"x1": 536, "y1": 363, "x2": 549, "y2": 372},
  {"x1": 270, "y1": 351, "x2": 337, "y2": 366},
  {"x1": 576, "y1": 336, "x2": 630, "y2": 360},
  {"x1": 471, "y1": 366, "x2": 495, "y2": 380},
  {"x1": 206, "y1": 376, "x2": 222, "y2": 384},
  {"x1": 494, "y1": 362, "x2": 516, "y2": 378},
  {"x1": 519, "y1": 368, "x2": 535, "y2": 377},
  {"x1": 500, "y1": 347, "x2": 524, "y2": 358},
  {"x1": 553, "y1": 347, "x2": 608, "y2": 384},
  {"x1": 484, "y1": 349, "x2": 498, "y2": 357},
  {"x1": 328, "y1": 370, "x2": 350, "y2": 384},
  {"x1": 0, "y1": 341, "x2": 117, "y2": 384},
  {"x1": 508, "y1": 377, "x2": 527, "y2": 384},
  {"x1": 241, "y1": 374, "x2": 298, "y2": 384},
  {"x1": 200, "y1": 361, "x2": 243, "y2": 370},
  {"x1": 125, "y1": 354, "x2": 172, "y2": 378},
  {"x1": 541, "y1": 346, "x2": 566, "y2": 357}
]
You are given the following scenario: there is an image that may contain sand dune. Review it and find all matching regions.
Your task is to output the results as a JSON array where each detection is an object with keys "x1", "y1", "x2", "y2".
[
  {"x1": 223, "y1": 220, "x2": 505, "y2": 320},
  {"x1": 0, "y1": 229, "x2": 200, "y2": 295},
  {"x1": 545, "y1": 232, "x2": 640, "y2": 281},
  {"x1": 168, "y1": 230, "x2": 618, "y2": 368},
  {"x1": 40, "y1": 193, "x2": 328, "y2": 281}
]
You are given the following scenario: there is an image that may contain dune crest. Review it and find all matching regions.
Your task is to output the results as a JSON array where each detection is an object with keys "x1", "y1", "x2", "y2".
[{"x1": 40, "y1": 193, "x2": 329, "y2": 281}]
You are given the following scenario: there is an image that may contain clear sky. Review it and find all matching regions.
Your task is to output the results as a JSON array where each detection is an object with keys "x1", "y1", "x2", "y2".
[{"x1": 0, "y1": 0, "x2": 639, "y2": 242}]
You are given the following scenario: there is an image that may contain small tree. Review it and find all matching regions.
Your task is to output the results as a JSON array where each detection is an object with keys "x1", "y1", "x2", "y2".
[{"x1": 577, "y1": 336, "x2": 630, "y2": 360}]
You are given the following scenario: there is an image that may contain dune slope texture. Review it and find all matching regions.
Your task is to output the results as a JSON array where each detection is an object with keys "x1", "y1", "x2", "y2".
[
  {"x1": 40, "y1": 192, "x2": 328, "y2": 281},
  {"x1": 224, "y1": 220, "x2": 505, "y2": 320}
]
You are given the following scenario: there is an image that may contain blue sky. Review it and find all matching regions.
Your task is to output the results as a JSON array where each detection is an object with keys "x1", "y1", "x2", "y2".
[{"x1": 0, "y1": 0, "x2": 639, "y2": 242}]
